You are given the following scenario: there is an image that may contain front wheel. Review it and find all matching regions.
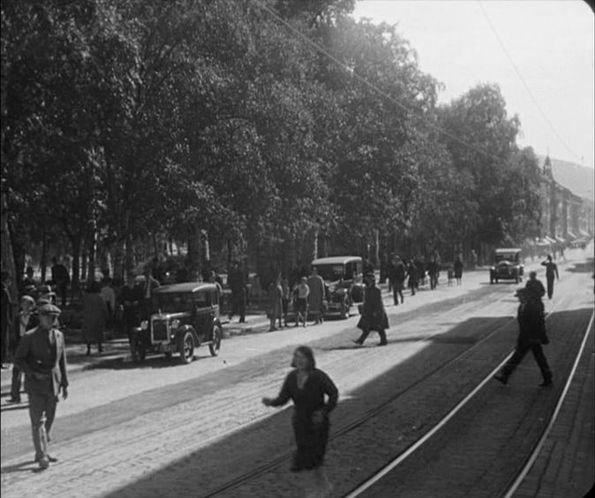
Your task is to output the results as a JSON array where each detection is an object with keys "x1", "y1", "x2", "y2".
[
  {"x1": 178, "y1": 331, "x2": 195, "y2": 364},
  {"x1": 209, "y1": 325, "x2": 222, "y2": 357}
]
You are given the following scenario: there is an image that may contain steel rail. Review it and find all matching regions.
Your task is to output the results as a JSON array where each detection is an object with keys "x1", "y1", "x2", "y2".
[
  {"x1": 202, "y1": 299, "x2": 520, "y2": 497},
  {"x1": 345, "y1": 299, "x2": 563, "y2": 498},
  {"x1": 503, "y1": 310, "x2": 594, "y2": 498}
]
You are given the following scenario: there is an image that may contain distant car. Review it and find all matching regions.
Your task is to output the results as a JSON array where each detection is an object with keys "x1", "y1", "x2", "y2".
[
  {"x1": 490, "y1": 248, "x2": 524, "y2": 284},
  {"x1": 130, "y1": 282, "x2": 223, "y2": 364},
  {"x1": 311, "y1": 256, "x2": 365, "y2": 319}
]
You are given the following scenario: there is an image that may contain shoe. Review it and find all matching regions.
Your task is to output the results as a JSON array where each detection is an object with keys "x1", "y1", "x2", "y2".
[
  {"x1": 493, "y1": 373, "x2": 508, "y2": 385},
  {"x1": 539, "y1": 378, "x2": 552, "y2": 387},
  {"x1": 268, "y1": 327, "x2": 277, "y2": 332},
  {"x1": 38, "y1": 457, "x2": 50, "y2": 469},
  {"x1": 352, "y1": 340, "x2": 363, "y2": 346},
  {"x1": 378, "y1": 342, "x2": 387, "y2": 346},
  {"x1": 6, "y1": 397, "x2": 21, "y2": 404},
  {"x1": 35, "y1": 454, "x2": 58, "y2": 463}
]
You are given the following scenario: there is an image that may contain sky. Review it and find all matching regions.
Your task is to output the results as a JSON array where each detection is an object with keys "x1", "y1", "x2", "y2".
[{"x1": 351, "y1": 0, "x2": 594, "y2": 169}]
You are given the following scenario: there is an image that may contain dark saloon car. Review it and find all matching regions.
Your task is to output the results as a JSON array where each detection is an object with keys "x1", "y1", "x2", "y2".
[
  {"x1": 130, "y1": 283, "x2": 222, "y2": 364},
  {"x1": 489, "y1": 248, "x2": 524, "y2": 284},
  {"x1": 311, "y1": 256, "x2": 365, "y2": 318}
]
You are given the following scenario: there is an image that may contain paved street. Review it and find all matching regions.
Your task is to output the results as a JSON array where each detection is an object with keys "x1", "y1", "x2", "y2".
[{"x1": 1, "y1": 247, "x2": 593, "y2": 498}]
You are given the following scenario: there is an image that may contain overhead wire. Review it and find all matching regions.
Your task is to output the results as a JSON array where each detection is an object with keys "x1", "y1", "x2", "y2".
[
  {"x1": 253, "y1": 0, "x2": 510, "y2": 164},
  {"x1": 477, "y1": 0, "x2": 584, "y2": 164}
]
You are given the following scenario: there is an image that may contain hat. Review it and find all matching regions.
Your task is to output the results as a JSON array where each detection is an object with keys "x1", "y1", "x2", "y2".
[
  {"x1": 20, "y1": 295, "x2": 36, "y2": 304},
  {"x1": 37, "y1": 284, "x2": 54, "y2": 295},
  {"x1": 37, "y1": 303, "x2": 61, "y2": 316}
]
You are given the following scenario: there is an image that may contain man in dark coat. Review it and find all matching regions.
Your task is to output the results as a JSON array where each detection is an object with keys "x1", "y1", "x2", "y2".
[
  {"x1": 50, "y1": 257, "x2": 70, "y2": 308},
  {"x1": 541, "y1": 254, "x2": 559, "y2": 299},
  {"x1": 227, "y1": 261, "x2": 246, "y2": 323},
  {"x1": 14, "y1": 303, "x2": 69, "y2": 470},
  {"x1": 353, "y1": 272, "x2": 389, "y2": 346},
  {"x1": 389, "y1": 256, "x2": 407, "y2": 305},
  {"x1": 494, "y1": 288, "x2": 552, "y2": 386}
]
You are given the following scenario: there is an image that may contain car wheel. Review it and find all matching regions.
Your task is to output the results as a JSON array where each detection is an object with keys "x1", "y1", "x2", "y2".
[
  {"x1": 178, "y1": 331, "x2": 194, "y2": 364},
  {"x1": 209, "y1": 325, "x2": 222, "y2": 357}
]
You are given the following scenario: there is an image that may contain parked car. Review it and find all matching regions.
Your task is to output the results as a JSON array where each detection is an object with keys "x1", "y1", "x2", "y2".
[
  {"x1": 130, "y1": 282, "x2": 223, "y2": 364},
  {"x1": 490, "y1": 248, "x2": 524, "y2": 284},
  {"x1": 311, "y1": 256, "x2": 365, "y2": 319}
]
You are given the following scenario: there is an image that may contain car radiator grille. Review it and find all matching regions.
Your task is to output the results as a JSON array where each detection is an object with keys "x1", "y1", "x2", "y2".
[{"x1": 152, "y1": 320, "x2": 169, "y2": 342}]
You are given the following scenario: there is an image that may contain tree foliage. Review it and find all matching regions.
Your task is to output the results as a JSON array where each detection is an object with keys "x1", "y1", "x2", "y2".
[{"x1": 1, "y1": 0, "x2": 546, "y2": 281}]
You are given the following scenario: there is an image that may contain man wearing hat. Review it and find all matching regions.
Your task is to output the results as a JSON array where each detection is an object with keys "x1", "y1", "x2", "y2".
[
  {"x1": 14, "y1": 303, "x2": 69, "y2": 470},
  {"x1": 353, "y1": 271, "x2": 389, "y2": 346},
  {"x1": 494, "y1": 288, "x2": 552, "y2": 387}
]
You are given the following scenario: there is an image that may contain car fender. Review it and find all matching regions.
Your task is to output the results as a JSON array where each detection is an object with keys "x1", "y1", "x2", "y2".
[{"x1": 175, "y1": 324, "x2": 199, "y2": 346}]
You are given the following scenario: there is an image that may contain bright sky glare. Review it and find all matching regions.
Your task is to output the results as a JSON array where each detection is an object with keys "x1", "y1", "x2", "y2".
[{"x1": 351, "y1": 0, "x2": 594, "y2": 169}]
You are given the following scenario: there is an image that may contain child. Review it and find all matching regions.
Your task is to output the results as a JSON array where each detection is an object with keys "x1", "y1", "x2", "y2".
[{"x1": 8, "y1": 295, "x2": 37, "y2": 403}]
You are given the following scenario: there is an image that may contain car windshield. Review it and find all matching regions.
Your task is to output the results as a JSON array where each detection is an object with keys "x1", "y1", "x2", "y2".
[
  {"x1": 495, "y1": 253, "x2": 518, "y2": 263},
  {"x1": 313, "y1": 264, "x2": 345, "y2": 282},
  {"x1": 153, "y1": 292, "x2": 199, "y2": 313}
]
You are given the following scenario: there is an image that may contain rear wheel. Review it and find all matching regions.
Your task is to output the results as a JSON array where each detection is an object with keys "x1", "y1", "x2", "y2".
[
  {"x1": 209, "y1": 325, "x2": 222, "y2": 357},
  {"x1": 178, "y1": 331, "x2": 195, "y2": 364}
]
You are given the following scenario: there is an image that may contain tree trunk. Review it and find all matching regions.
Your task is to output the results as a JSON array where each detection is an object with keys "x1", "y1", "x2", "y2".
[
  {"x1": 186, "y1": 224, "x2": 201, "y2": 279},
  {"x1": 40, "y1": 230, "x2": 48, "y2": 283},
  {"x1": 70, "y1": 234, "x2": 82, "y2": 297},
  {"x1": 0, "y1": 191, "x2": 18, "y2": 299},
  {"x1": 87, "y1": 227, "x2": 97, "y2": 284}
]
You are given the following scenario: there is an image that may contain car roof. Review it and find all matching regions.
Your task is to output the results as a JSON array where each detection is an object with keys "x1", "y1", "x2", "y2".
[
  {"x1": 495, "y1": 248, "x2": 521, "y2": 254},
  {"x1": 154, "y1": 282, "x2": 217, "y2": 294},
  {"x1": 312, "y1": 256, "x2": 362, "y2": 265}
]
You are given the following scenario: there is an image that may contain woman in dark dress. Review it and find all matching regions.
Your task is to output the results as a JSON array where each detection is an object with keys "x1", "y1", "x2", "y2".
[{"x1": 262, "y1": 346, "x2": 339, "y2": 497}]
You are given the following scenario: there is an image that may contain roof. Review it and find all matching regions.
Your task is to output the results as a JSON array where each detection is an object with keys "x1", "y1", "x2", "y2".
[
  {"x1": 494, "y1": 248, "x2": 522, "y2": 254},
  {"x1": 154, "y1": 282, "x2": 217, "y2": 294},
  {"x1": 312, "y1": 256, "x2": 362, "y2": 265}
]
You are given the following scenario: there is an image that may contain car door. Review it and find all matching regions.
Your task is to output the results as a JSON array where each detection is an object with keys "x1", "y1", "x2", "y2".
[{"x1": 193, "y1": 291, "x2": 211, "y2": 341}]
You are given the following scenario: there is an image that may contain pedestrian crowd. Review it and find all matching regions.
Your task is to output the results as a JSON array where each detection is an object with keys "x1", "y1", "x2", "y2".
[{"x1": 0, "y1": 249, "x2": 565, "y2": 482}]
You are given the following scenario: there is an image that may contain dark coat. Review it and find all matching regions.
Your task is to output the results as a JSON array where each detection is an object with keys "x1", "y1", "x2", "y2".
[
  {"x1": 14, "y1": 325, "x2": 69, "y2": 397},
  {"x1": 357, "y1": 284, "x2": 389, "y2": 331},
  {"x1": 517, "y1": 300, "x2": 548, "y2": 346}
]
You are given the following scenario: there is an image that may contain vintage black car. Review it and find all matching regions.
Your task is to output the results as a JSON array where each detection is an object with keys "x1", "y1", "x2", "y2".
[
  {"x1": 311, "y1": 256, "x2": 365, "y2": 319},
  {"x1": 489, "y1": 248, "x2": 524, "y2": 284},
  {"x1": 130, "y1": 282, "x2": 222, "y2": 364}
]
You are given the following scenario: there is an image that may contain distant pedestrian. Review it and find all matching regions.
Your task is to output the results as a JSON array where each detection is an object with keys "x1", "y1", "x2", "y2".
[
  {"x1": 14, "y1": 303, "x2": 69, "y2": 470},
  {"x1": 407, "y1": 260, "x2": 418, "y2": 296},
  {"x1": 389, "y1": 256, "x2": 406, "y2": 305},
  {"x1": 120, "y1": 274, "x2": 142, "y2": 344},
  {"x1": 100, "y1": 277, "x2": 116, "y2": 333},
  {"x1": 307, "y1": 268, "x2": 325, "y2": 325},
  {"x1": 227, "y1": 261, "x2": 246, "y2": 323},
  {"x1": 50, "y1": 257, "x2": 70, "y2": 308},
  {"x1": 353, "y1": 272, "x2": 389, "y2": 346},
  {"x1": 494, "y1": 288, "x2": 551, "y2": 387},
  {"x1": 428, "y1": 258, "x2": 439, "y2": 290},
  {"x1": 525, "y1": 271, "x2": 546, "y2": 302},
  {"x1": 281, "y1": 276, "x2": 291, "y2": 327},
  {"x1": 294, "y1": 277, "x2": 310, "y2": 327},
  {"x1": 21, "y1": 266, "x2": 38, "y2": 294},
  {"x1": 262, "y1": 346, "x2": 338, "y2": 498},
  {"x1": 82, "y1": 281, "x2": 107, "y2": 355},
  {"x1": 1, "y1": 271, "x2": 15, "y2": 369},
  {"x1": 268, "y1": 274, "x2": 284, "y2": 331},
  {"x1": 8, "y1": 295, "x2": 37, "y2": 403},
  {"x1": 471, "y1": 249, "x2": 478, "y2": 270},
  {"x1": 141, "y1": 266, "x2": 160, "y2": 320},
  {"x1": 454, "y1": 256, "x2": 463, "y2": 285},
  {"x1": 541, "y1": 255, "x2": 559, "y2": 299}
]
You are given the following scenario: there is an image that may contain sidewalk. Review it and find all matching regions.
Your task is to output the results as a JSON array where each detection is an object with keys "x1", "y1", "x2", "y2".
[{"x1": 0, "y1": 312, "x2": 271, "y2": 390}]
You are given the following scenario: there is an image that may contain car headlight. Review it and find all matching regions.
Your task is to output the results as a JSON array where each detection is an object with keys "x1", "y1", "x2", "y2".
[
  {"x1": 171, "y1": 319, "x2": 180, "y2": 330},
  {"x1": 140, "y1": 320, "x2": 148, "y2": 330}
]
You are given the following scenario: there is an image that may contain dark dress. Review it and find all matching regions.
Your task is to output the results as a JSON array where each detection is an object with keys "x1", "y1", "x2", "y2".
[{"x1": 270, "y1": 369, "x2": 339, "y2": 471}]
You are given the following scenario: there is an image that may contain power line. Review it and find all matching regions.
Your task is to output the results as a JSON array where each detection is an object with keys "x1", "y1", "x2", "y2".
[
  {"x1": 477, "y1": 0, "x2": 584, "y2": 164},
  {"x1": 253, "y1": 0, "x2": 508, "y2": 164}
]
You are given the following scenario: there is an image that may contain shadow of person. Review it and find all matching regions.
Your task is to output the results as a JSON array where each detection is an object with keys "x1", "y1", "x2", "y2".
[
  {"x1": 1, "y1": 460, "x2": 39, "y2": 475},
  {"x1": 0, "y1": 402, "x2": 29, "y2": 413}
]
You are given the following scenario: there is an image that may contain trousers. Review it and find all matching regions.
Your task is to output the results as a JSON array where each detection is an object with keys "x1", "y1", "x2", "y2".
[{"x1": 28, "y1": 390, "x2": 58, "y2": 459}]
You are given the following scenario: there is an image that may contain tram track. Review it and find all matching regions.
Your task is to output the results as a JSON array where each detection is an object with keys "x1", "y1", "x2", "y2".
[{"x1": 201, "y1": 296, "x2": 526, "y2": 497}]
